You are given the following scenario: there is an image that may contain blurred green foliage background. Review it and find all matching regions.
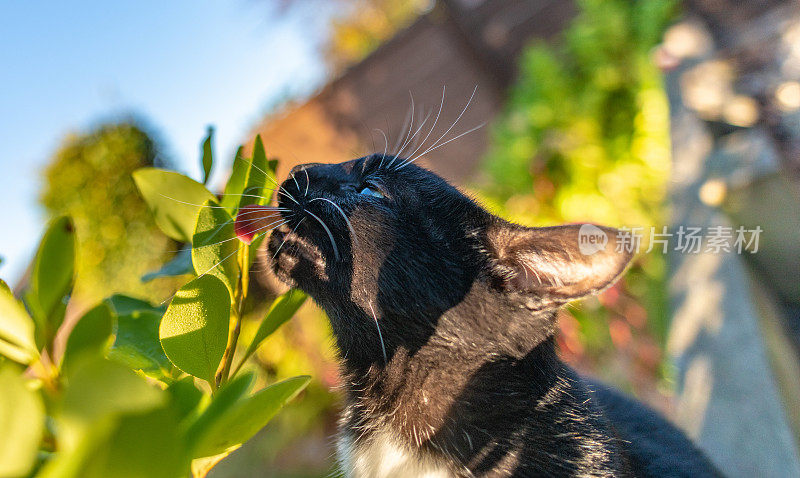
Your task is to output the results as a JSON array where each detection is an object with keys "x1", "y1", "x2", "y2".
[
  {"x1": 323, "y1": 0, "x2": 432, "y2": 72},
  {"x1": 25, "y1": 0, "x2": 679, "y2": 476},
  {"x1": 40, "y1": 121, "x2": 181, "y2": 306},
  {"x1": 479, "y1": 0, "x2": 677, "y2": 394}
]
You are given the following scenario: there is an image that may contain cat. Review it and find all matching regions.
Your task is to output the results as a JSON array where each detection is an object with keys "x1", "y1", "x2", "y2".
[{"x1": 265, "y1": 153, "x2": 722, "y2": 477}]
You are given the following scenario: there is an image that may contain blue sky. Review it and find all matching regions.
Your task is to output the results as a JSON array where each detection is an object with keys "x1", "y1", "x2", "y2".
[{"x1": 0, "y1": 1, "x2": 330, "y2": 284}]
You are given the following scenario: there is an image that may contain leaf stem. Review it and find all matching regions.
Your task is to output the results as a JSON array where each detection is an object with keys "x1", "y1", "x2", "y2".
[
  {"x1": 33, "y1": 351, "x2": 60, "y2": 395},
  {"x1": 215, "y1": 243, "x2": 249, "y2": 387}
]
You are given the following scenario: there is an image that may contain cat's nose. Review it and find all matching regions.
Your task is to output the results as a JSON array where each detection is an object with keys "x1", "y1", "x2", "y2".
[
  {"x1": 285, "y1": 162, "x2": 356, "y2": 198},
  {"x1": 289, "y1": 163, "x2": 322, "y2": 176},
  {"x1": 285, "y1": 163, "x2": 323, "y2": 199}
]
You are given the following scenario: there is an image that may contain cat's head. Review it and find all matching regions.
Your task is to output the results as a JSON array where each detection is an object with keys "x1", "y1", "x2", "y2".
[{"x1": 266, "y1": 154, "x2": 633, "y2": 367}]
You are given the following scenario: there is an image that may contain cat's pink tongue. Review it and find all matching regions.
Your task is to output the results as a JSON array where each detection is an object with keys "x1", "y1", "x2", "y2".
[{"x1": 235, "y1": 205, "x2": 281, "y2": 244}]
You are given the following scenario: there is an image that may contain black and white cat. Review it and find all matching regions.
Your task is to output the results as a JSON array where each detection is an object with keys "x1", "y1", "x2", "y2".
[{"x1": 267, "y1": 154, "x2": 721, "y2": 477}]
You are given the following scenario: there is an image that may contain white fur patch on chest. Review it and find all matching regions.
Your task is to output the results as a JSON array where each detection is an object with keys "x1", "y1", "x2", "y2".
[{"x1": 338, "y1": 430, "x2": 453, "y2": 478}]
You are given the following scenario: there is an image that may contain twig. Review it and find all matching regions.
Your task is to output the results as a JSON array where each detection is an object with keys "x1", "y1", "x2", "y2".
[{"x1": 215, "y1": 243, "x2": 249, "y2": 387}]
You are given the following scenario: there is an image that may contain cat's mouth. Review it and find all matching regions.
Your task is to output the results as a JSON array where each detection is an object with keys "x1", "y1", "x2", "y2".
[
  {"x1": 268, "y1": 224, "x2": 328, "y2": 285},
  {"x1": 269, "y1": 225, "x2": 291, "y2": 251}
]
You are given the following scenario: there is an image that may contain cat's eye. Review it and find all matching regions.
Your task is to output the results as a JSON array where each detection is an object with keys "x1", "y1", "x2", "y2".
[{"x1": 358, "y1": 186, "x2": 384, "y2": 198}]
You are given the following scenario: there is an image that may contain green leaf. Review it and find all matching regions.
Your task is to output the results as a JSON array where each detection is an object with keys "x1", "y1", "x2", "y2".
[
  {"x1": 40, "y1": 407, "x2": 185, "y2": 478},
  {"x1": 90, "y1": 407, "x2": 186, "y2": 478},
  {"x1": 0, "y1": 363, "x2": 45, "y2": 477},
  {"x1": 191, "y1": 450, "x2": 237, "y2": 478},
  {"x1": 167, "y1": 376, "x2": 206, "y2": 423},
  {"x1": 109, "y1": 309, "x2": 173, "y2": 379},
  {"x1": 221, "y1": 146, "x2": 247, "y2": 213},
  {"x1": 192, "y1": 200, "x2": 239, "y2": 295},
  {"x1": 62, "y1": 303, "x2": 114, "y2": 372},
  {"x1": 201, "y1": 126, "x2": 214, "y2": 185},
  {"x1": 240, "y1": 289, "x2": 307, "y2": 367},
  {"x1": 183, "y1": 371, "x2": 255, "y2": 456},
  {"x1": 48, "y1": 356, "x2": 169, "y2": 476},
  {"x1": 133, "y1": 168, "x2": 216, "y2": 243},
  {"x1": 27, "y1": 216, "x2": 75, "y2": 349},
  {"x1": 239, "y1": 135, "x2": 276, "y2": 210},
  {"x1": 53, "y1": 357, "x2": 176, "y2": 477},
  {"x1": 188, "y1": 375, "x2": 310, "y2": 458},
  {"x1": 61, "y1": 356, "x2": 165, "y2": 425},
  {"x1": 0, "y1": 286, "x2": 38, "y2": 364},
  {"x1": 159, "y1": 275, "x2": 230, "y2": 384},
  {"x1": 106, "y1": 294, "x2": 166, "y2": 316},
  {"x1": 141, "y1": 248, "x2": 193, "y2": 282},
  {"x1": 248, "y1": 232, "x2": 268, "y2": 264},
  {"x1": 0, "y1": 340, "x2": 32, "y2": 365},
  {"x1": 105, "y1": 295, "x2": 173, "y2": 379}
]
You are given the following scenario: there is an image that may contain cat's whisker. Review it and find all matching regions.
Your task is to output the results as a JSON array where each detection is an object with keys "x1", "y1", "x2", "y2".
[
  {"x1": 397, "y1": 85, "x2": 477, "y2": 169},
  {"x1": 191, "y1": 217, "x2": 239, "y2": 248},
  {"x1": 391, "y1": 109, "x2": 415, "y2": 166},
  {"x1": 368, "y1": 303, "x2": 388, "y2": 365},
  {"x1": 157, "y1": 194, "x2": 287, "y2": 252},
  {"x1": 218, "y1": 192, "x2": 287, "y2": 205},
  {"x1": 159, "y1": 218, "x2": 292, "y2": 305},
  {"x1": 230, "y1": 207, "x2": 287, "y2": 222},
  {"x1": 406, "y1": 85, "x2": 446, "y2": 161},
  {"x1": 247, "y1": 218, "x2": 290, "y2": 238},
  {"x1": 364, "y1": 120, "x2": 378, "y2": 155},
  {"x1": 164, "y1": 214, "x2": 241, "y2": 253},
  {"x1": 395, "y1": 108, "x2": 432, "y2": 160},
  {"x1": 251, "y1": 226, "x2": 305, "y2": 272},
  {"x1": 250, "y1": 227, "x2": 304, "y2": 274},
  {"x1": 382, "y1": 115, "x2": 392, "y2": 167},
  {"x1": 310, "y1": 197, "x2": 358, "y2": 247},
  {"x1": 158, "y1": 192, "x2": 289, "y2": 212},
  {"x1": 234, "y1": 151, "x2": 301, "y2": 206},
  {"x1": 277, "y1": 188, "x2": 301, "y2": 206},
  {"x1": 272, "y1": 216, "x2": 305, "y2": 259},
  {"x1": 158, "y1": 246, "x2": 240, "y2": 306},
  {"x1": 407, "y1": 109, "x2": 435, "y2": 157},
  {"x1": 304, "y1": 209, "x2": 340, "y2": 261},
  {"x1": 389, "y1": 92, "x2": 416, "y2": 168},
  {"x1": 372, "y1": 128, "x2": 389, "y2": 169},
  {"x1": 158, "y1": 193, "x2": 270, "y2": 210},
  {"x1": 233, "y1": 185, "x2": 280, "y2": 205},
  {"x1": 304, "y1": 168, "x2": 311, "y2": 197},
  {"x1": 400, "y1": 122, "x2": 486, "y2": 169},
  {"x1": 197, "y1": 217, "x2": 289, "y2": 250},
  {"x1": 392, "y1": 97, "x2": 414, "y2": 154},
  {"x1": 232, "y1": 215, "x2": 286, "y2": 228},
  {"x1": 242, "y1": 183, "x2": 282, "y2": 194}
]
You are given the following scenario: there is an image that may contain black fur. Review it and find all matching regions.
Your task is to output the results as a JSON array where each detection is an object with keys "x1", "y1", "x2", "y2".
[{"x1": 267, "y1": 154, "x2": 721, "y2": 477}]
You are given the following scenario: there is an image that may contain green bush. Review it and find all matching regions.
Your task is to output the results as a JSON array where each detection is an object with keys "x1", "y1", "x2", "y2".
[
  {"x1": 40, "y1": 121, "x2": 178, "y2": 306},
  {"x1": 0, "y1": 132, "x2": 309, "y2": 478},
  {"x1": 479, "y1": 0, "x2": 676, "y2": 376}
]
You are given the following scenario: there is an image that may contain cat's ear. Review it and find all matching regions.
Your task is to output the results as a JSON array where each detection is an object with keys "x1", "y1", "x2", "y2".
[{"x1": 486, "y1": 223, "x2": 634, "y2": 304}]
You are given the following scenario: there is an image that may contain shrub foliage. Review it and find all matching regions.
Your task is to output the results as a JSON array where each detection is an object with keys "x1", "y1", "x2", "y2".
[
  {"x1": 40, "y1": 121, "x2": 177, "y2": 305},
  {"x1": 480, "y1": 0, "x2": 676, "y2": 371},
  {"x1": 1, "y1": 132, "x2": 309, "y2": 478}
]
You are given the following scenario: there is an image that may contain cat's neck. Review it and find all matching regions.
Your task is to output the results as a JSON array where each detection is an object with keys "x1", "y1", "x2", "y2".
[
  {"x1": 330, "y1": 280, "x2": 561, "y2": 378},
  {"x1": 333, "y1": 286, "x2": 565, "y2": 433},
  {"x1": 338, "y1": 335, "x2": 630, "y2": 476}
]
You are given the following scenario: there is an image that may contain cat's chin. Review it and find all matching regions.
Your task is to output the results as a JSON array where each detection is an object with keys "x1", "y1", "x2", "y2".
[{"x1": 268, "y1": 224, "x2": 328, "y2": 288}]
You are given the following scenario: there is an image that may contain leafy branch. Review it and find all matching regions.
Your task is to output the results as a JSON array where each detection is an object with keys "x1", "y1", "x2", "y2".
[{"x1": 0, "y1": 130, "x2": 309, "y2": 478}]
